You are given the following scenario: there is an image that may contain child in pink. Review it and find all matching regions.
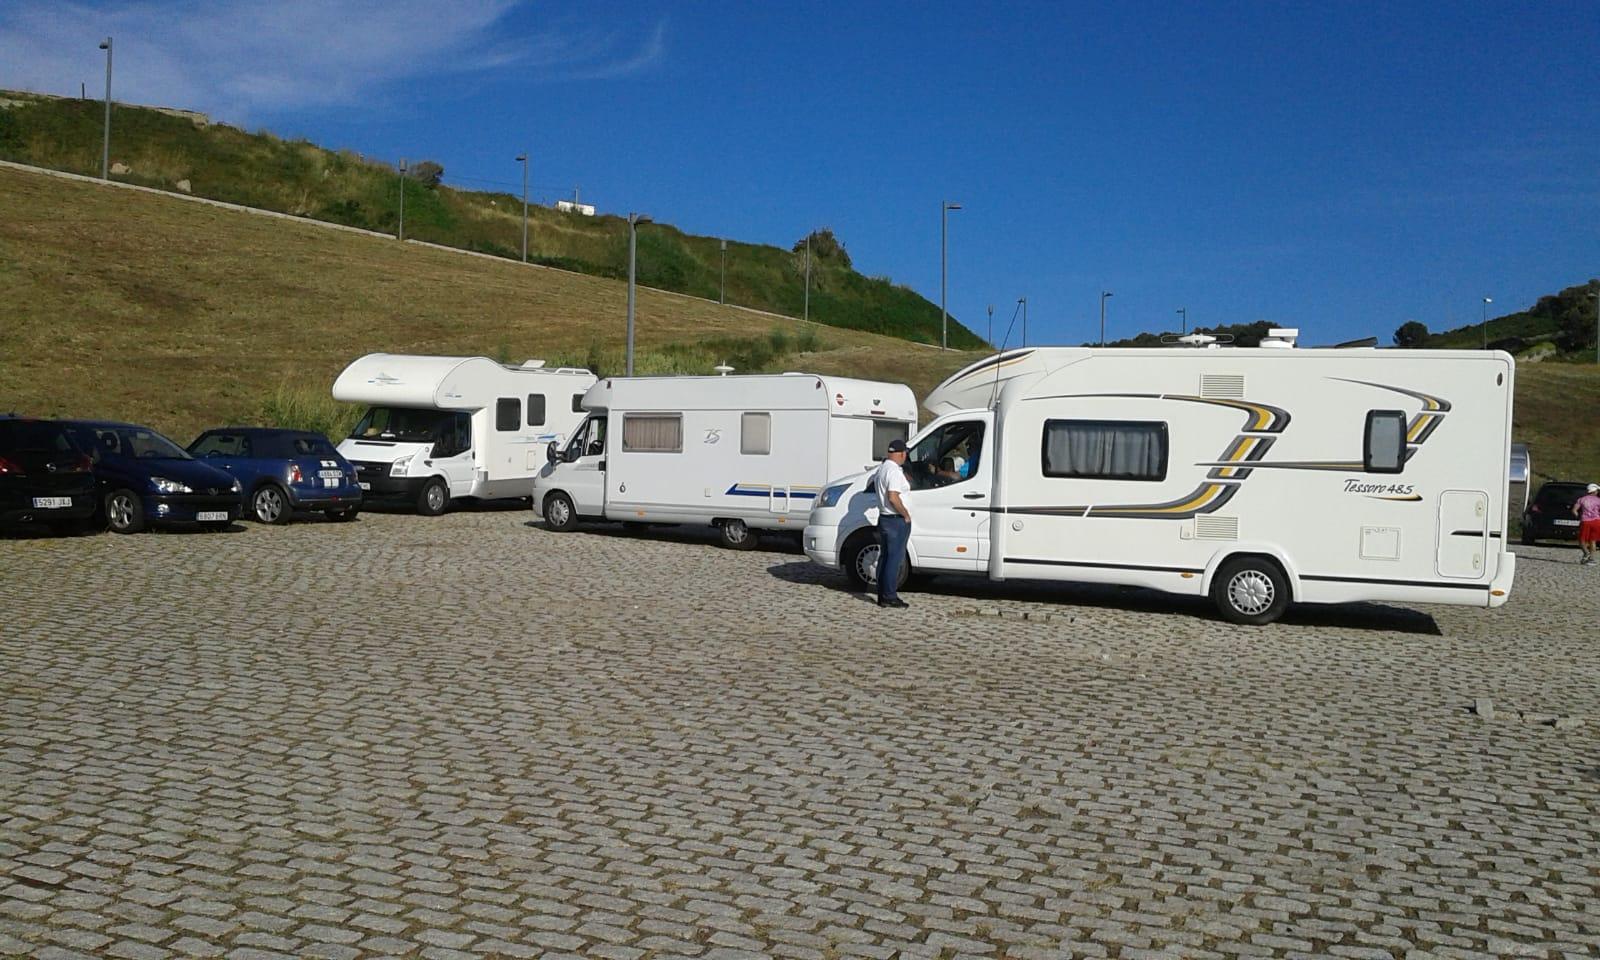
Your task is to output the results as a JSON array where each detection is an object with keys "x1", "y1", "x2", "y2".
[{"x1": 1575, "y1": 483, "x2": 1600, "y2": 566}]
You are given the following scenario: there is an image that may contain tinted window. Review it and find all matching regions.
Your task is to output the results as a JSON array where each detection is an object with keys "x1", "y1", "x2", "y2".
[
  {"x1": 871, "y1": 420, "x2": 910, "y2": 461},
  {"x1": 1364, "y1": 410, "x2": 1407, "y2": 474},
  {"x1": 0, "y1": 420, "x2": 77, "y2": 455},
  {"x1": 527, "y1": 394, "x2": 547, "y2": 427},
  {"x1": 496, "y1": 398, "x2": 520, "y2": 432},
  {"x1": 741, "y1": 413, "x2": 771, "y2": 455},
  {"x1": 1042, "y1": 420, "x2": 1167, "y2": 481},
  {"x1": 291, "y1": 435, "x2": 337, "y2": 456},
  {"x1": 191, "y1": 433, "x2": 252, "y2": 457},
  {"x1": 622, "y1": 414, "x2": 682, "y2": 453},
  {"x1": 73, "y1": 425, "x2": 191, "y2": 461}
]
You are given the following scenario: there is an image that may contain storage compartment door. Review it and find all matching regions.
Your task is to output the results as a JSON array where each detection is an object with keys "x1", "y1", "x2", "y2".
[
  {"x1": 769, "y1": 485, "x2": 790, "y2": 515},
  {"x1": 1437, "y1": 490, "x2": 1488, "y2": 579}
]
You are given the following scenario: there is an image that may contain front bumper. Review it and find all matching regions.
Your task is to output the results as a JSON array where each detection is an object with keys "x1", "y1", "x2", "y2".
[
  {"x1": 1488, "y1": 550, "x2": 1515, "y2": 608},
  {"x1": 802, "y1": 523, "x2": 841, "y2": 568},
  {"x1": 351, "y1": 462, "x2": 428, "y2": 501},
  {"x1": 146, "y1": 493, "x2": 243, "y2": 524}
]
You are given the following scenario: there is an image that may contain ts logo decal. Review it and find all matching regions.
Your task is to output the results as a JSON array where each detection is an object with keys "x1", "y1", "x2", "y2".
[{"x1": 704, "y1": 429, "x2": 722, "y2": 444}]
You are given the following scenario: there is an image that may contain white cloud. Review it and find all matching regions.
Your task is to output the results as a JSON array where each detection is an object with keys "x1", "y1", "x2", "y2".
[{"x1": 0, "y1": 0, "x2": 665, "y2": 122}]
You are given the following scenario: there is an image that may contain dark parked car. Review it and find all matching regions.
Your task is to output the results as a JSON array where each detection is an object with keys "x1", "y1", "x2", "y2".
[
  {"x1": 1521, "y1": 481, "x2": 1589, "y2": 545},
  {"x1": 189, "y1": 427, "x2": 362, "y2": 524},
  {"x1": 0, "y1": 417, "x2": 99, "y2": 534},
  {"x1": 61, "y1": 420, "x2": 242, "y2": 533}
]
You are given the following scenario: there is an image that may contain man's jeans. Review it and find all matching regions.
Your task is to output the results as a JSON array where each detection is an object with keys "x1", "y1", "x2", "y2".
[{"x1": 876, "y1": 514, "x2": 910, "y2": 602}]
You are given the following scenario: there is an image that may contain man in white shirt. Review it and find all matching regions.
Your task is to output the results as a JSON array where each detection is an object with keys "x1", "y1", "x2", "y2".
[{"x1": 873, "y1": 437, "x2": 913, "y2": 608}]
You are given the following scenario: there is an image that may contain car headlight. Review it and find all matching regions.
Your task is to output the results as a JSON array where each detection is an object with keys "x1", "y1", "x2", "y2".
[
  {"x1": 818, "y1": 482, "x2": 851, "y2": 509},
  {"x1": 231, "y1": 478, "x2": 242, "y2": 493},
  {"x1": 150, "y1": 477, "x2": 193, "y2": 494},
  {"x1": 391, "y1": 455, "x2": 413, "y2": 477}
]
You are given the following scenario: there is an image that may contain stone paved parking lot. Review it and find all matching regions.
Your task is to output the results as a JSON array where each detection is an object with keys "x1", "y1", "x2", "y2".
[{"x1": 3, "y1": 510, "x2": 1598, "y2": 959}]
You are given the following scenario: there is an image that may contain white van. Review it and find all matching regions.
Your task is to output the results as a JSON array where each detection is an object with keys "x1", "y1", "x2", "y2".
[
  {"x1": 332, "y1": 353, "x2": 596, "y2": 515},
  {"x1": 803, "y1": 332, "x2": 1517, "y2": 623},
  {"x1": 532, "y1": 373, "x2": 917, "y2": 548}
]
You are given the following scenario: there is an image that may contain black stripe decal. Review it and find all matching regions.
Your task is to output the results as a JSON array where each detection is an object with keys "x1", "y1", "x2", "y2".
[
  {"x1": 1302, "y1": 574, "x2": 1490, "y2": 591},
  {"x1": 1006, "y1": 557, "x2": 1203, "y2": 575}
]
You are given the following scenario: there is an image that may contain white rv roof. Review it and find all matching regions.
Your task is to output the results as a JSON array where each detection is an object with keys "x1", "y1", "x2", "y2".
[
  {"x1": 582, "y1": 373, "x2": 917, "y2": 420},
  {"x1": 331, "y1": 353, "x2": 595, "y2": 409}
]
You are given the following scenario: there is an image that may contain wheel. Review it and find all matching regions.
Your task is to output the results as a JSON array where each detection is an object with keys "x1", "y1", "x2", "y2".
[
  {"x1": 840, "y1": 530, "x2": 908, "y2": 592},
  {"x1": 105, "y1": 489, "x2": 146, "y2": 534},
  {"x1": 251, "y1": 484, "x2": 291, "y2": 525},
  {"x1": 1212, "y1": 556, "x2": 1290, "y2": 625},
  {"x1": 325, "y1": 506, "x2": 359, "y2": 522},
  {"x1": 543, "y1": 492, "x2": 578, "y2": 532},
  {"x1": 718, "y1": 518, "x2": 759, "y2": 550},
  {"x1": 417, "y1": 478, "x2": 449, "y2": 516},
  {"x1": 1520, "y1": 527, "x2": 1535, "y2": 546}
]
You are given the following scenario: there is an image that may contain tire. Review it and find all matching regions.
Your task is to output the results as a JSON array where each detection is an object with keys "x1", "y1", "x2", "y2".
[
  {"x1": 251, "y1": 484, "x2": 291, "y2": 525},
  {"x1": 841, "y1": 530, "x2": 909, "y2": 592},
  {"x1": 1212, "y1": 556, "x2": 1290, "y2": 625},
  {"x1": 104, "y1": 489, "x2": 146, "y2": 534},
  {"x1": 718, "y1": 518, "x2": 759, "y2": 550},
  {"x1": 417, "y1": 478, "x2": 450, "y2": 516},
  {"x1": 543, "y1": 492, "x2": 578, "y2": 532},
  {"x1": 1520, "y1": 528, "x2": 1535, "y2": 546},
  {"x1": 325, "y1": 506, "x2": 359, "y2": 522}
]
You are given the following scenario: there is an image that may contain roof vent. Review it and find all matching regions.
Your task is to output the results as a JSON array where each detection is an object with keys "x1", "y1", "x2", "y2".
[
  {"x1": 1259, "y1": 328, "x2": 1299, "y2": 349},
  {"x1": 1200, "y1": 374, "x2": 1245, "y2": 399},
  {"x1": 520, "y1": 359, "x2": 547, "y2": 368}
]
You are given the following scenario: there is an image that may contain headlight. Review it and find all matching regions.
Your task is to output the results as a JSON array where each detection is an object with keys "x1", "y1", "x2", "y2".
[
  {"x1": 818, "y1": 482, "x2": 851, "y2": 509},
  {"x1": 390, "y1": 455, "x2": 413, "y2": 477},
  {"x1": 231, "y1": 478, "x2": 242, "y2": 493},
  {"x1": 150, "y1": 477, "x2": 193, "y2": 494}
]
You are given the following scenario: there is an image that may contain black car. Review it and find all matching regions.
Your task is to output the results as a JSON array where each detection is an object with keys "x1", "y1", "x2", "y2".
[
  {"x1": 0, "y1": 417, "x2": 100, "y2": 534},
  {"x1": 1521, "y1": 481, "x2": 1588, "y2": 545}
]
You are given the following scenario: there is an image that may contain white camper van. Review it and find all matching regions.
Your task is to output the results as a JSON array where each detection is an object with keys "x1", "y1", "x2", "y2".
[
  {"x1": 332, "y1": 353, "x2": 596, "y2": 515},
  {"x1": 532, "y1": 373, "x2": 917, "y2": 548},
  {"x1": 803, "y1": 332, "x2": 1517, "y2": 624}
]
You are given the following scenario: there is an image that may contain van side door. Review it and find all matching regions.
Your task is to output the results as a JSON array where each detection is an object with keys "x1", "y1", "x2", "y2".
[{"x1": 562, "y1": 415, "x2": 608, "y2": 516}]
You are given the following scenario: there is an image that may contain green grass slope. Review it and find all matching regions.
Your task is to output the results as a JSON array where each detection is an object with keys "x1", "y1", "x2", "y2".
[
  {"x1": 0, "y1": 90, "x2": 984, "y2": 348},
  {"x1": 0, "y1": 164, "x2": 980, "y2": 442}
]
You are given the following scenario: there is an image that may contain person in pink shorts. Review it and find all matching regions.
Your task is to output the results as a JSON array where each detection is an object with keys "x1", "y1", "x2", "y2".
[{"x1": 1575, "y1": 483, "x2": 1600, "y2": 566}]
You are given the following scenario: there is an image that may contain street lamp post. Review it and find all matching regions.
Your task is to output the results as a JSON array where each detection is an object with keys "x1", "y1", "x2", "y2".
[
  {"x1": 803, "y1": 232, "x2": 811, "y2": 324},
  {"x1": 98, "y1": 37, "x2": 112, "y2": 179},
  {"x1": 1589, "y1": 292, "x2": 1599, "y2": 365},
  {"x1": 720, "y1": 239, "x2": 727, "y2": 305},
  {"x1": 1018, "y1": 296, "x2": 1028, "y2": 347},
  {"x1": 397, "y1": 158, "x2": 407, "y2": 241},
  {"x1": 1099, "y1": 291, "x2": 1114, "y2": 347},
  {"x1": 987, "y1": 304, "x2": 994, "y2": 348},
  {"x1": 1480, "y1": 297, "x2": 1493, "y2": 348},
  {"x1": 515, "y1": 153, "x2": 529, "y2": 262},
  {"x1": 941, "y1": 201, "x2": 962, "y2": 350},
  {"x1": 626, "y1": 213, "x2": 652, "y2": 376},
  {"x1": 1177, "y1": 306, "x2": 1187, "y2": 334}
]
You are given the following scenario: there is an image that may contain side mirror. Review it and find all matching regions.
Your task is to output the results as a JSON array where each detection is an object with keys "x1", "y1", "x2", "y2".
[{"x1": 546, "y1": 443, "x2": 560, "y2": 464}]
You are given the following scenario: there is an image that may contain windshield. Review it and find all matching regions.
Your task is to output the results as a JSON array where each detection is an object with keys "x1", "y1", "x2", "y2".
[
  {"x1": 350, "y1": 407, "x2": 458, "y2": 443},
  {"x1": 69, "y1": 424, "x2": 192, "y2": 460}
]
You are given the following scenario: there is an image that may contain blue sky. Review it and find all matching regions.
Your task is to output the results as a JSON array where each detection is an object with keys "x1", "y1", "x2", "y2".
[{"x1": 3, "y1": 1, "x2": 1597, "y2": 346}]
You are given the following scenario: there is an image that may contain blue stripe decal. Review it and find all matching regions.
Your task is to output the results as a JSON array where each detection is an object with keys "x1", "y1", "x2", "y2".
[{"x1": 724, "y1": 484, "x2": 819, "y2": 499}]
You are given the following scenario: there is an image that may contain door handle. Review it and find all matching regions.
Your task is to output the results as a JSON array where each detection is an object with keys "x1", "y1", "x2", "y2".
[
  {"x1": 598, "y1": 460, "x2": 606, "y2": 471},
  {"x1": 962, "y1": 492, "x2": 986, "y2": 500}
]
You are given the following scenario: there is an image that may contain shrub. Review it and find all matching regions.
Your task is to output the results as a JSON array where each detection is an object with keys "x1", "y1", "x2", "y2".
[{"x1": 255, "y1": 383, "x2": 363, "y2": 440}]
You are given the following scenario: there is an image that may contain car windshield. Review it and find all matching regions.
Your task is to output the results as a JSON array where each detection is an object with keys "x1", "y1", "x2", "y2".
[
  {"x1": 71, "y1": 425, "x2": 192, "y2": 460},
  {"x1": 350, "y1": 407, "x2": 456, "y2": 443},
  {"x1": 190, "y1": 432, "x2": 252, "y2": 457}
]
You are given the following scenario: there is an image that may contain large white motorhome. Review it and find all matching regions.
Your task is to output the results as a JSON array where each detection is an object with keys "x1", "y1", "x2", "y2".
[
  {"x1": 803, "y1": 331, "x2": 1517, "y2": 623},
  {"x1": 532, "y1": 373, "x2": 917, "y2": 548},
  {"x1": 332, "y1": 353, "x2": 596, "y2": 515}
]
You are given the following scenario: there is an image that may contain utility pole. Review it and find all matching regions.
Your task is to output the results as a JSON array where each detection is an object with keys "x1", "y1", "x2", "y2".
[
  {"x1": 987, "y1": 304, "x2": 994, "y2": 348},
  {"x1": 1177, "y1": 306, "x2": 1187, "y2": 334},
  {"x1": 720, "y1": 239, "x2": 727, "y2": 305},
  {"x1": 397, "y1": 158, "x2": 407, "y2": 241},
  {"x1": 1589, "y1": 292, "x2": 1599, "y2": 365},
  {"x1": 803, "y1": 232, "x2": 811, "y2": 324},
  {"x1": 941, "y1": 200, "x2": 962, "y2": 349},
  {"x1": 98, "y1": 37, "x2": 112, "y2": 179},
  {"x1": 1018, "y1": 297, "x2": 1028, "y2": 347},
  {"x1": 1099, "y1": 291, "x2": 1114, "y2": 346},
  {"x1": 626, "y1": 213, "x2": 651, "y2": 375},
  {"x1": 515, "y1": 152, "x2": 529, "y2": 262}
]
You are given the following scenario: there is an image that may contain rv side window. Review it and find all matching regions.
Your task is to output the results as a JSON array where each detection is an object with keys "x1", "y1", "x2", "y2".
[
  {"x1": 871, "y1": 421, "x2": 910, "y2": 461},
  {"x1": 741, "y1": 413, "x2": 771, "y2": 455},
  {"x1": 1364, "y1": 410, "x2": 1407, "y2": 473},
  {"x1": 622, "y1": 413, "x2": 682, "y2": 453},
  {"x1": 527, "y1": 394, "x2": 547, "y2": 427},
  {"x1": 496, "y1": 398, "x2": 520, "y2": 432},
  {"x1": 572, "y1": 394, "x2": 585, "y2": 413},
  {"x1": 1042, "y1": 420, "x2": 1168, "y2": 481}
]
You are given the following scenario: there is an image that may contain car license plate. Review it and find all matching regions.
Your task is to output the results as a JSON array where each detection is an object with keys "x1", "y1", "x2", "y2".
[
  {"x1": 319, "y1": 469, "x2": 343, "y2": 479},
  {"x1": 359, "y1": 482, "x2": 371, "y2": 491},
  {"x1": 32, "y1": 497, "x2": 72, "y2": 509},
  {"x1": 196, "y1": 511, "x2": 229, "y2": 522},
  {"x1": 1554, "y1": 519, "x2": 1579, "y2": 526},
  {"x1": 322, "y1": 478, "x2": 340, "y2": 488}
]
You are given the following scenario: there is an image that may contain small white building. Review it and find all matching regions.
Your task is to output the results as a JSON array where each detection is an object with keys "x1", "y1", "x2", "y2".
[{"x1": 556, "y1": 200, "x2": 596, "y2": 217}]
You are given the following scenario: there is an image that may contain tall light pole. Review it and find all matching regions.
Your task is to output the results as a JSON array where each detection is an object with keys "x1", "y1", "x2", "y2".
[
  {"x1": 803, "y1": 232, "x2": 811, "y2": 324},
  {"x1": 987, "y1": 304, "x2": 994, "y2": 348},
  {"x1": 1589, "y1": 292, "x2": 1598, "y2": 365},
  {"x1": 1018, "y1": 296, "x2": 1027, "y2": 347},
  {"x1": 396, "y1": 158, "x2": 407, "y2": 241},
  {"x1": 515, "y1": 152, "x2": 529, "y2": 262},
  {"x1": 941, "y1": 201, "x2": 962, "y2": 350},
  {"x1": 1480, "y1": 296, "x2": 1493, "y2": 348},
  {"x1": 1176, "y1": 306, "x2": 1187, "y2": 334},
  {"x1": 1100, "y1": 291, "x2": 1114, "y2": 347},
  {"x1": 98, "y1": 38, "x2": 112, "y2": 179},
  {"x1": 719, "y1": 239, "x2": 727, "y2": 305},
  {"x1": 626, "y1": 213, "x2": 652, "y2": 376}
]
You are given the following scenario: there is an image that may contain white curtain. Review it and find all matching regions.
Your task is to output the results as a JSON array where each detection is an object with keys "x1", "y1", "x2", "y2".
[{"x1": 1045, "y1": 421, "x2": 1165, "y2": 479}]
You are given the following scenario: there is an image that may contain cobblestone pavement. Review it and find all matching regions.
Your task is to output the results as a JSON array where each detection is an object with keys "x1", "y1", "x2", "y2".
[{"x1": 3, "y1": 511, "x2": 1598, "y2": 959}]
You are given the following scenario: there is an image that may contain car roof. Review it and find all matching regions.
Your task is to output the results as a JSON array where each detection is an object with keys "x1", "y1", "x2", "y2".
[{"x1": 196, "y1": 426, "x2": 321, "y2": 436}]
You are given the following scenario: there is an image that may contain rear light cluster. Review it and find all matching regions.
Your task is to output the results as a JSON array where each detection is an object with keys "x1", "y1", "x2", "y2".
[
  {"x1": 0, "y1": 456, "x2": 23, "y2": 476},
  {"x1": 60, "y1": 455, "x2": 92, "y2": 474},
  {"x1": 289, "y1": 464, "x2": 303, "y2": 483}
]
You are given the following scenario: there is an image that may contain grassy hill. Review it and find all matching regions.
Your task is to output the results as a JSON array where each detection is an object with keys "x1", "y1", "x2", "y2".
[
  {"x1": 0, "y1": 163, "x2": 980, "y2": 442},
  {"x1": 0, "y1": 89, "x2": 985, "y2": 349},
  {"x1": 1415, "y1": 280, "x2": 1599, "y2": 355}
]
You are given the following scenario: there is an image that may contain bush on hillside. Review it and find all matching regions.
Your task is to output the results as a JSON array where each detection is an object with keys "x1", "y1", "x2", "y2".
[
  {"x1": 792, "y1": 228, "x2": 852, "y2": 269},
  {"x1": 1393, "y1": 320, "x2": 1429, "y2": 347},
  {"x1": 410, "y1": 160, "x2": 444, "y2": 188}
]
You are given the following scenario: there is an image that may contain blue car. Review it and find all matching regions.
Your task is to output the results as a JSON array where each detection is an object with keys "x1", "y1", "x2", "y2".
[
  {"x1": 189, "y1": 427, "x2": 362, "y2": 524},
  {"x1": 61, "y1": 420, "x2": 243, "y2": 534}
]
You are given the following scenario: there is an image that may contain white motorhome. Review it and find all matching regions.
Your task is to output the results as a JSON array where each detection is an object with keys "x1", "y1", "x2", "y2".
[
  {"x1": 803, "y1": 332, "x2": 1517, "y2": 623},
  {"x1": 532, "y1": 373, "x2": 917, "y2": 548},
  {"x1": 332, "y1": 353, "x2": 596, "y2": 515}
]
